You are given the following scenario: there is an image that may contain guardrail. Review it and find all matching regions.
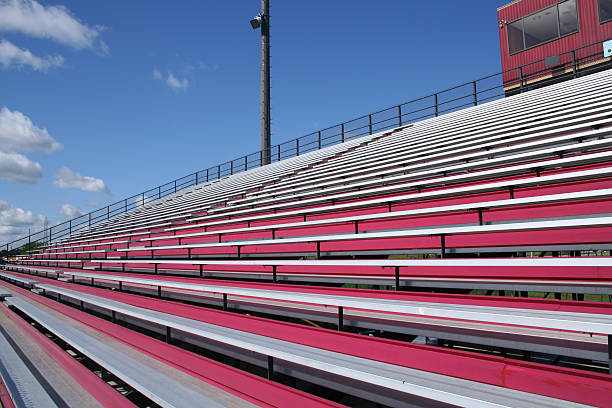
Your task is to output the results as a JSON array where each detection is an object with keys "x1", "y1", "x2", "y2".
[{"x1": 2, "y1": 38, "x2": 610, "y2": 253}]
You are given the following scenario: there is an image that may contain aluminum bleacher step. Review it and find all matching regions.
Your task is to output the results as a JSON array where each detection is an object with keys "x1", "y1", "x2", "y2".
[
  {"x1": 3, "y1": 296, "x2": 230, "y2": 408},
  {"x1": 24, "y1": 283, "x2": 597, "y2": 408}
]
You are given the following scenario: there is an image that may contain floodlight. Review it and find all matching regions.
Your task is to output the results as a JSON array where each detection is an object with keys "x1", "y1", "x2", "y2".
[{"x1": 250, "y1": 15, "x2": 262, "y2": 29}]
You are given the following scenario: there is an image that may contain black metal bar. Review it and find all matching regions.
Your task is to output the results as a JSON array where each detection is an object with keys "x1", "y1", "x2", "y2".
[
  {"x1": 296, "y1": 139, "x2": 300, "y2": 156},
  {"x1": 341, "y1": 123, "x2": 345, "y2": 143},
  {"x1": 267, "y1": 356, "x2": 274, "y2": 380},
  {"x1": 434, "y1": 94, "x2": 438, "y2": 117},
  {"x1": 519, "y1": 66, "x2": 524, "y2": 93},
  {"x1": 223, "y1": 293, "x2": 228, "y2": 311},
  {"x1": 157, "y1": 286, "x2": 162, "y2": 298},
  {"x1": 472, "y1": 81, "x2": 477, "y2": 106},
  {"x1": 571, "y1": 50, "x2": 577, "y2": 78},
  {"x1": 318, "y1": 131, "x2": 321, "y2": 149},
  {"x1": 368, "y1": 114, "x2": 373, "y2": 134},
  {"x1": 440, "y1": 235, "x2": 446, "y2": 258},
  {"x1": 397, "y1": 105, "x2": 402, "y2": 126},
  {"x1": 272, "y1": 265, "x2": 277, "y2": 282},
  {"x1": 608, "y1": 335, "x2": 612, "y2": 375},
  {"x1": 395, "y1": 266, "x2": 400, "y2": 291},
  {"x1": 166, "y1": 326, "x2": 172, "y2": 343},
  {"x1": 338, "y1": 306, "x2": 344, "y2": 331}
]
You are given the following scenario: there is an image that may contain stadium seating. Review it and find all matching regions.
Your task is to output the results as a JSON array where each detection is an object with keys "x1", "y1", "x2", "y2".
[{"x1": 2, "y1": 69, "x2": 612, "y2": 407}]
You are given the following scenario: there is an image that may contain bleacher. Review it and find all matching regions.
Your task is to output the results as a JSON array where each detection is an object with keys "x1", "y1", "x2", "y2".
[{"x1": 1, "y1": 69, "x2": 612, "y2": 407}]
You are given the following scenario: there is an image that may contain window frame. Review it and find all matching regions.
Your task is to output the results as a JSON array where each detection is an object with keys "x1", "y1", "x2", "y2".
[
  {"x1": 598, "y1": 0, "x2": 612, "y2": 24},
  {"x1": 507, "y1": 0, "x2": 580, "y2": 56}
]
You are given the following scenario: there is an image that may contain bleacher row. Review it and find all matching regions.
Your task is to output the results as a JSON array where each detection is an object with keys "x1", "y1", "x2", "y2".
[{"x1": 1, "y1": 69, "x2": 612, "y2": 407}]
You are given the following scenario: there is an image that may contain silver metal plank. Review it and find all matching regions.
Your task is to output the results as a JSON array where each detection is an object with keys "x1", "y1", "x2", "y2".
[
  {"x1": 121, "y1": 216, "x2": 612, "y2": 252},
  {"x1": 0, "y1": 272, "x2": 38, "y2": 287},
  {"x1": 135, "y1": 188, "x2": 612, "y2": 243},
  {"x1": 4, "y1": 296, "x2": 227, "y2": 408},
  {"x1": 34, "y1": 270, "x2": 612, "y2": 335},
  {"x1": 33, "y1": 284, "x2": 592, "y2": 408},
  {"x1": 22, "y1": 255, "x2": 612, "y2": 267},
  {"x1": 0, "y1": 326, "x2": 59, "y2": 408},
  {"x1": 173, "y1": 165, "x2": 612, "y2": 229}
]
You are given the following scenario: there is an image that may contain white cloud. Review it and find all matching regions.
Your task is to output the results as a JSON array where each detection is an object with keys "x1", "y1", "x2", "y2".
[
  {"x1": 0, "y1": 199, "x2": 47, "y2": 244},
  {"x1": 0, "y1": 151, "x2": 42, "y2": 183},
  {"x1": 0, "y1": 106, "x2": 62, "y2": 153},
  {"x1": 59, "y1": 203, "x2": 83, "y2": 218},
  {"x1": 153, "y1": 69, "x2": 189, "y2": 90},
  {"x1": 166, "y1": 72, "x2": 189, "y2": 90},
  {"x1": 0, "y1": 0, "x2": 106, "y2": 51},
  {"x1": 53, "y1": 166, "x2": 109, "y2": 193},
  {"x1": 0, "y1": 39, "x2": 63, "y2": 71}
]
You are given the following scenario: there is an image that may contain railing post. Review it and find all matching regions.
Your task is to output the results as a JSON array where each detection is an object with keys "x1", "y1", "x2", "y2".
[
  {"x1": 368, "y1": 114, "x2": 373, "y2": 134},
  {"x1": 69, "y1": 220, "x2": 72, "y2": 236},
  {"x1": 472, "y1": 81, "x2": 477, "y2": 106},
  {"x1": 318, "y1": 131, "x2": 321, "y2": 149},
  {"x1": 88, "y1": 213, "x2": 91, "y2": 227},
  {"x1": 107, "y1": 206, "x2": 110, "y2": 220},
  {"x1": 341, "y1": 123, "x2": 345, "y2": 143},
  {"x1": 397, "y1": 105, "x2": 402, "y2": 126},
  {"x1": 174, "y1": 180, "x2": 177, "y2": 193},
  {"x1": 158, "y1": 186, "x2": 161, "y2": 199},
  {"x1": 206, "y1": 168, "x2": 209, "y2": 182},
  {"x1": 217, "y1": 164, "x2": 221, "y2": 178},
  {"x1": 124, "y1": 199, "x2": 128, "y2": 213},
  {"x1": 195, "y1": 172, "x2": 199, "y2": 185},
  {"x1": 434, "y1": 94, "x2": 439, "y2": 117},
  {"x1": 571, "y1": 50, "x2": 577, "y2": 78},
  {"x1": 142, "y1": 193, "x2": 145, "y2": 206},
  {"x1": 277, "y1": 144, "x2": 281, "y2": 161},
  {"x1": 230, "y1": 160, "x2": 234, "y2": 175},
  {"x1": 296, "y1": 139, "x2": 300, "y2": 156},
  {"x1": 519, "y1": 66, "x2": 524, "y2": 93},
  {"x1": 244, "y1": 155, "x2": 248, "y2": 170}
]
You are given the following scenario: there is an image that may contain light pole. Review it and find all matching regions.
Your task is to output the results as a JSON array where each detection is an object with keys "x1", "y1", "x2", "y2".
[{"x1": 251, "y1": 0, "x2": 271, "y2": 165}]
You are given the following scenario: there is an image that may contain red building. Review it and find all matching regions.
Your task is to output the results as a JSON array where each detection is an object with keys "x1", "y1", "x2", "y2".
[{"x1": 498, "y1": 0, "x2": 612, "y2": 93}]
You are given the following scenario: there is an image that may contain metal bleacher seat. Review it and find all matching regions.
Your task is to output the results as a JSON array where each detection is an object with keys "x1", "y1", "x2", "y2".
[
  {"x1": 5, "y1": 266, "x2": 612, "y2": 362},
  {"x1": 3, "y1": 273, "x2": 609, "y2": 407},
  {"x1": 3, "y1": 69, "x2": 612, "y2": 407}
]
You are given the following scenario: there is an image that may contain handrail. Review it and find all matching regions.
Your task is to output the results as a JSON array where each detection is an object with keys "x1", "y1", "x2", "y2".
[{"x1": 2, "y1": 37, "x2": 610, "y2": 253}]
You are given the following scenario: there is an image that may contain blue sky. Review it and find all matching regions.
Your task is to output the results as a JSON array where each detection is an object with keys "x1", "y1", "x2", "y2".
[{"x1": 0, "y1": 0, "x2": 509, "y2": 244}]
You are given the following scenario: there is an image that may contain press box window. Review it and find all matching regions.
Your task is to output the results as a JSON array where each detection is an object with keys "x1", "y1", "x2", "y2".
[
  {"x1": 507, "y1": 0, "x2": 579, "y2": 54},
  {"x1": 600, "y1": 0, "x2": 612, "y2": 24}
]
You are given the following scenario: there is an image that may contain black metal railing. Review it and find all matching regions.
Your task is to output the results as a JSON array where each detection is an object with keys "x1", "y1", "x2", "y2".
[{"x1": 2, "y1": 38, "x2": 610, "y2": 253}]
